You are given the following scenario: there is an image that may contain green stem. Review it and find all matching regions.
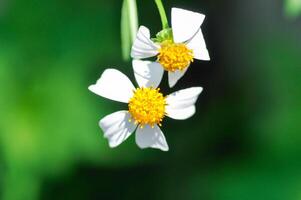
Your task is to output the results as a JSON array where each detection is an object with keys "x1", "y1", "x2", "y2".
[{"x1": 154, "y1": 0, "x2": 169, "y2": 29}]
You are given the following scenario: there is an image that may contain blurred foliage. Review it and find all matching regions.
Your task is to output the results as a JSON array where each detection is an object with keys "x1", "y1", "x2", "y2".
[
  {"x1": 285, "y1": 0, "x2": 301, "y2": 18},
  {"x1": 0, "y1": 0, "x2": 301, "y2": 200},
  {"x1": 0, "y1": 0, "x2": 142, "y2": 199},
  {"x1": 121, "y1": 0, "x2": 138, "y2": 61}
]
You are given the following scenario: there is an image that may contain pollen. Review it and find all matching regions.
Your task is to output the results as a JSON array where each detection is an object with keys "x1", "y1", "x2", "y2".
[
  {"x1": 158, "y1": 42, "x2": 194, "y2": 72},
  {"x1": 128, "y1": 87, "x2": 166, "y2": 127}
]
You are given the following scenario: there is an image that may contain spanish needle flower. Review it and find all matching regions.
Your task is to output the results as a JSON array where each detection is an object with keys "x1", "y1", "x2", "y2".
[
  {"x1": 131, "y1": 7, "x2": 210, "y2": 87},
  {"x1": 88, "y1": 60, "x2": 203, "y2": 151}
]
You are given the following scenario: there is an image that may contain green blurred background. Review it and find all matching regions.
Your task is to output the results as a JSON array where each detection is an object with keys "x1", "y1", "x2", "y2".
[{"x1": 1, "y1": 0, "x2": 301, "y2": 199}]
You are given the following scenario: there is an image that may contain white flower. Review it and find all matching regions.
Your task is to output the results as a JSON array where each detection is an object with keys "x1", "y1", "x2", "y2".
[
  {"x1": 131, "y1": 7, "x2": 210, "y2": 88},
  {"x1": 88, "y1": 60, "x2": 203, "y2": 151}
]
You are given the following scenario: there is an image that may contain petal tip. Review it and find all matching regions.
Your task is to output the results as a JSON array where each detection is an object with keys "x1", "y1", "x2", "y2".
[
  {"x1": 88, "y1": 84, "x2": 93, "y2": 91},
  {"x1": 161, "y1": 146, "x2": 169, "y2": 151},
  {"x1": 108, "y1": 142, "x2": 119, "y2": 148},
  {"x1": 88, "y1": 84, "x2": 96, "y2": 93},
  {"x1": 196, "y1": 87, "x2": 203, "y2": 94},
  {"x1": 168, "y1": 81, "x2": 176, "y2": 88}
]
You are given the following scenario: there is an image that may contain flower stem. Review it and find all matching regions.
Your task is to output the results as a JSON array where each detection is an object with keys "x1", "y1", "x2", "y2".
[{"x1": 154, "y1": 0, "x2": 169, "y2": 29}]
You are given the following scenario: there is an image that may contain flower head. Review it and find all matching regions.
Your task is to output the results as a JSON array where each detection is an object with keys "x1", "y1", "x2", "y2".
[
  {"x1": 88, "y1": 60, "x2": 203, "y2": 151},
  {"x1": 128, "y1": 87, "x2": 166, "y2": 127},
  {"x1": 131, "y1": 8, "x2": 210, "y2": 87},
  {"x1": 158, "y1": 41, "x2": 194, "y2": 72}
]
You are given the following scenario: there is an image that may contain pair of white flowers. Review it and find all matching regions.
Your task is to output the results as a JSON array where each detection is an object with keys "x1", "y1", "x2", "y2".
[{"x1": 89, "y1": 8, "x2": 210, "y2": 151}]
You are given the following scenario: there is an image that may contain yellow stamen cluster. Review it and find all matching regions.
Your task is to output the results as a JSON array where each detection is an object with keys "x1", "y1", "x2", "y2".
[
  {"x1": 128, "y1": 87, "x2": 166, "y2": 127},
  {"x1": 158, "y1": 42, "x2": 194, "y2": 72}
]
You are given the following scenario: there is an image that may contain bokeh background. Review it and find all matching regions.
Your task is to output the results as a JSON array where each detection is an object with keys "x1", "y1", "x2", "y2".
[{"x1": 1, "y1": 0, "x2": 301, "y2": 199}]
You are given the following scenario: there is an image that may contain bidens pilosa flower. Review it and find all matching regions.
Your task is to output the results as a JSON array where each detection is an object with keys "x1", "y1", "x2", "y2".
[
  {"x1": 131, "y1": 7, "x2": 210, "y2": 87},
  {"x1": 88, "y1": 60, "x2": 203, "y2": 151}
]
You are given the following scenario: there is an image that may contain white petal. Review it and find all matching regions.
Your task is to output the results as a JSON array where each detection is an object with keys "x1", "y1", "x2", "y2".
[
  {"x1": 132, "y1": 60, "x2": 164, "y2": 88},
  {"x1": 99, "y1": 111, "x2": 137, "y2": 148},
  {"x1": 165, "y1": 105, "x2": 196, "y2": 120},
  {"x1": 187, "y1": 29, "x2": 210, "y2": 61},
  {"x1": 88, "y1": 69, "x2": 135, "y2": 103},
  {"x1": 171, "y1": 7, "x2": 205, "y2": 43},
  {"x1": 168, "y1": 67, "x2": 189, "y2": 88},
  {"x1": 135, "y1": 125, "x2": 169, "y2": 151},
  {"x1": 131, "y1": 26, "x2": 159, "y2": 59},
  {"x1": 166, "y1": 87, "x2": 203, "y2": 120}
]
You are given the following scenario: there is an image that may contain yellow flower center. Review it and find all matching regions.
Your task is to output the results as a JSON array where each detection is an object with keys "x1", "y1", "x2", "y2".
[
  {"x1": 128, "y1": 87, "x2": 166, "y2": 127},
  {"x1": 158, "y1": 42, "x2": 194, "y2": 72}
]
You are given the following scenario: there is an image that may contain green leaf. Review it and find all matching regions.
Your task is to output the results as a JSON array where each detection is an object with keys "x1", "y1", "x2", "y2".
[
  {"x1": 121, "y1": 0, "x2": 131, "y2": 61},
  {"x1": 121, "y1": 0, "x2": 138, "y2": 61}
]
